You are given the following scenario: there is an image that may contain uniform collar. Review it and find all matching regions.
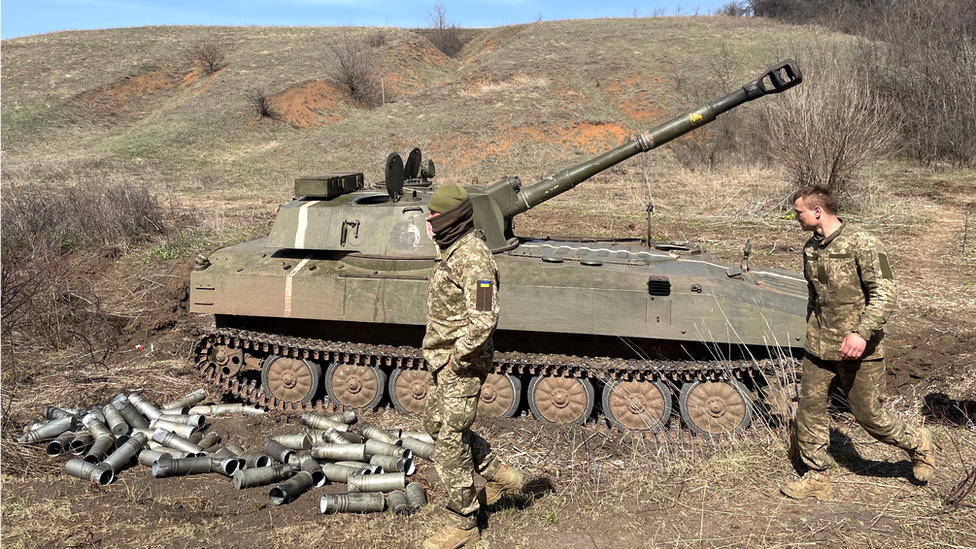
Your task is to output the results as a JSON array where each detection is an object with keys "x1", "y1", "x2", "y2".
[
  {"x1": 815, "y1": 220, "x2": 846, "y2": 248},
  {"x1": 436, "y1": 231, "x2": 478, "y2": 261}
]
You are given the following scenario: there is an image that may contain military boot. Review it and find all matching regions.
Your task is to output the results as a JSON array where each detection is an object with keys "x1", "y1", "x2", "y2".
[
  {"x1": 421, "y1": 525, "x2": 479, "y2": 549},
  {"x1": 780, "y1": 470, "x2": 832, "y2": 501},
  {"x1": 483, "y1": 461, "x2": 524, "y2": 505},
  {"x1": 908, "y1": 426, "x2": 935, "y2": 482}
]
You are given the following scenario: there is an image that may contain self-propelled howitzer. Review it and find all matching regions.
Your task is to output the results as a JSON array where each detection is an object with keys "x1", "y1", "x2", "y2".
[{"x1": 190, "y1": 60, "x2": 806, "y2": 436}]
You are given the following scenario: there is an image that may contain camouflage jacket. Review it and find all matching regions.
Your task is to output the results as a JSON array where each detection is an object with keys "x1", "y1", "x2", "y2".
[
  {"x1": 802, "y1": 223, "x2": 896, "y2": 361},
  {"x1": 422, "y1": 231, "x2": 500, "y2": 395}
]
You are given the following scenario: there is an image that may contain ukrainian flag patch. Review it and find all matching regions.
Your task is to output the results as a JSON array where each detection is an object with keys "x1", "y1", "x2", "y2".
[{"x1": 476, "y1": 279, "x2": 493, "y2": 311}]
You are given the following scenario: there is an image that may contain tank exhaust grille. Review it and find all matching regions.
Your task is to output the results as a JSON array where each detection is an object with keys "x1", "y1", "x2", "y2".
[{"x1": 647, "y1": 275, "x2": 671, "y2": 297}]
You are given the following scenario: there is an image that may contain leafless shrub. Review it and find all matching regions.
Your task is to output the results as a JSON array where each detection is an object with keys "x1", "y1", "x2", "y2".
[
  {"x1": 246, "y1": 85, "x2": 279, "y2": 119},
  {"x1": 752, "y1": 0, "x2": 976, "y2": 166},
  {"x1": 762, "y1": 43, "x2": 899, "y2": 204},
  {"x1": 426, "y1": 2, "x2": 465, "y2": 58},
  {"x1": 869, "y1": 0, "x2": 976, "y2": 166},
  {"x1": 325, "y1": 28, "x2": 382, "y2": 108},
  {"x1": 716, "y1": 1, "x2": 753, "y2": 16},
  {"x1": 188, "y1": 40, "x2": 227, "y2": 75},
  {"x1": 366, "y1": 32, "x2": 387, "y2": 48},
  {"x1": 0, "y1": 182, "x2": 165, "y2": 350},
  {"x1": 671, "y1": 43, "x2": 756, "y2": 171}
]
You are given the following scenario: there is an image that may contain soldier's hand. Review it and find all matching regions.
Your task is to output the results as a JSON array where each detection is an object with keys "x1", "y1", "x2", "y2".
[{"x1": 840, "y1": 333, "x2": 867, "y2": 360}]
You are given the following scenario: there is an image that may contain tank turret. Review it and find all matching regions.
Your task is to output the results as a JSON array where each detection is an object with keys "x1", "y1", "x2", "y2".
[{"x1": 263, "y1": 60, "x2": 800, "y2": 256}]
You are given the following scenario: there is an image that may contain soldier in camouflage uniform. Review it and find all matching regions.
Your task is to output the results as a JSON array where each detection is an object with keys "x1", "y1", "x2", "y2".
[
  {"x1": 781, "y1": 185, "x2": 935, "y2": 501},
  {"x1": 420, "y1": 185, "x2": 524, "y2": 549}
]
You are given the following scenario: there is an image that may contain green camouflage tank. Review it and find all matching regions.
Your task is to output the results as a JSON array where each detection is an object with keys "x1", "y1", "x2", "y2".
[{"x1": 190, "y1": 60, "x2": 807, "y2": 437}]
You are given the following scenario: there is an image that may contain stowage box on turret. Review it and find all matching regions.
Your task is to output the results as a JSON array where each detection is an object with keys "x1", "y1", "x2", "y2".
[{"x1": 190, "y1": 60, "x2": 805, "y2": 436}]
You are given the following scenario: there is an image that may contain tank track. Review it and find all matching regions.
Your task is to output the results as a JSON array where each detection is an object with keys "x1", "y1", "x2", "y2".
[{"x1": 194, "y1": 328, "x2": 799, "y2": 429}]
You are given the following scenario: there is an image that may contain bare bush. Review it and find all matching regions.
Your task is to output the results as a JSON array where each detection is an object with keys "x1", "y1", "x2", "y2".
[
  {"x1": 752, "y1": 0, "x2": 976, "y2": 166},
  {"x1": 366, "y1": 32, "x2": 387, "y2": 48},
  {"x1": 427, "y1": 2, "x2": 465, "y2": 58},
  {"x1": 0, "y1": 182, "x2": 166, "y2": 350},
  {"x1": 189, "y1": 40, "x2": 227, "y2": 75},
  {"x1": 325, "y1": 28, "x2": 382, "y2": 109},
  {"x1": 869, "y1": 0, "x2": 976, "y2": 166},
  {"x1": 762, "y1": 43, "x2": 899, "y2": 204},
  {"x1": 716, "y1": 1, "x2": 753, "y2": 16},
  {"x1": 246, "y1": 85, "x2": 279, "y2": 119},
  {"x1": 671, "y1": 43, "x2": 756, "y2": 171}
]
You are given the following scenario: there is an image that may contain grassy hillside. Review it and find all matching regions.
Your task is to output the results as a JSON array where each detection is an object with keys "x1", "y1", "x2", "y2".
[{"x1": 2, "y1": 17, "x2": 827, "y2": 201}]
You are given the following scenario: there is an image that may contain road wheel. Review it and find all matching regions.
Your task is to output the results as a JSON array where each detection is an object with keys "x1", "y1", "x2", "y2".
[
  {"x1": 527, "y1": 374, "x2": 594, "y2": 424},
  {"x1": 678, "y1": 379, "x2": 753, "y2": 436},
  {"x1": 479, "y1": 372, "x2": 522, "y2": 418},
  {"x1": 602, "y1": 379, "x2": 672, "y2": 433},
  {"x1": 388, "y1": 368, "x2": 429, "y2": 414},
  {"x1": 325, "y1": 362, "x2": 386, "y2": 409},
  {"x1": 261, "y1": 355, "x2": 321, "y2": 404}
]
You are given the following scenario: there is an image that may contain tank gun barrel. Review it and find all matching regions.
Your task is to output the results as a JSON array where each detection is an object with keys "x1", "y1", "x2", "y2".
[{"x1": 487, "y1": 59, "x2": 801, "y2": 218}]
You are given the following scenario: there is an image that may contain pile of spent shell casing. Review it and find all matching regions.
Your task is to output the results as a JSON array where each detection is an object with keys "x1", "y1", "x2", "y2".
[{"x1": 15, "y1": 389, "x2": 430, "y2": 514}]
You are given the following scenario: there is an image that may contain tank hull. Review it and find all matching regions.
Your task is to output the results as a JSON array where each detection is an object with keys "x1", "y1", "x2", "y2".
[{"x1": 190, "y1": 237, "x2": 806, "y2": 434}]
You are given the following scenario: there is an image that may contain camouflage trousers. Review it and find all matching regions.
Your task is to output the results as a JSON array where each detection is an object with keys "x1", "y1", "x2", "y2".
[
  {"x1": 795, "y1": 354, "x2": 925, "y2": 472},
  {"x1": 423, "y1": 365, "x2": 502, "y2": 529}
]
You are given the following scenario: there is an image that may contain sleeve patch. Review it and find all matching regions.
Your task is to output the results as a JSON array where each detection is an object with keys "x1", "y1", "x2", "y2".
[
  {"x1": 476, "y1": 279, "x2": 493, "y2": 311},
  {"x1": 878, "y1": 253, "x2": 893, "y2": 279}
]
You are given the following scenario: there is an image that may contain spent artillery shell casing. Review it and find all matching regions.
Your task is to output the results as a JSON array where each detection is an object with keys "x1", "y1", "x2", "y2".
[
  {"x1": 387, "y1": 490, "x2": 410, "y2": 515},
  {"x1": 400, "y1": 436, "x2": 435, "y2": 462},
  {"x1": 46, "y1": 432, "x2": 76, "y2": 457},
  {"x1": 111, "y1": 394, "x2": 149, "y2": 430},
  {"x1": 152, "y1": 429, "x2": 204, "y2": 454},
  {"x1": 17, "y1": 416, "x2": 76, "y2": 444},
  {"x1": 400, "y1": 431, "x2": 434, "y2": 444},
  {"x1": 268, "y1": 471, "x2": 314, "y2": 505},
  {"x1": 42, "y1": 406, "x2": 79, "y2": 420},
  {"x1": 152, "y1": 456, "x2": 214, "y2": 478},
  {"x1": 127, "y1": 393, "x2": 162, "y2": 421},
  {"x1": 157, "y1": 413, "x2": 207, "y2": 429},
  {"x1": 138, "y1": 449, "x2": 173, "y2": 467},
  {"x1": 240, "y1": 450, "x2": 273, "y2": 469},
  {"x1": 299, "y1": 457, "x2": 327, "y2": 487},
  {"x1": 300, "y1": 412, "x2": 348, "y2": 431},
  {"x1": 356, "y1": 422, "x2": 398, "y2": 445},
  {"x1": 369, "y1": 454, "x2": 416, "y2": 476},
  {"x1": 311, "y1": 443, "x2": 366, "y2": 462},
  {"x1": 320, "y1": 492, "x2": 385, "y2": 514},
  {"x1": 320, "y1": 463, "x2": 370, "y2": 483},
  {"x1": 188, "y1": 403, "x2": 266, "y2": 416},
  {"x1": 405, "y1": 481, "x2": 427, "y2": 511},
  {"x1": 347, "y1": 472, "x2": 406, "y2": 493},
  {"x1": 102, "y1": 404, "x2": 129, "y2": 437},
  {"x1": 84, "y1": 436, "x2": 116, "y2": 464},
  {"x1": 65, "y1": 458, "x2": 114, "y2": 485},
  {"x1": 268, "y1": 433, "x2": 311, "y2": 451},
  {"x1": 233, "y1": 464, "x2": 294, "y2": 490},
  {"x1": 101, "y1": 431, "x2": 149, "y2": 473},
  {"x1": 264, "y1": 439, "x2": 296, "y2": 464},
  {"x1": 160, "y1": 388, "x2": 206, "y2": 411},
  {"x1": 68, "y1": 431, "x2": 94, "y2": 456},
  {"x1": 150, "y1": 418, "x2": 198, "y2": 439}
]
